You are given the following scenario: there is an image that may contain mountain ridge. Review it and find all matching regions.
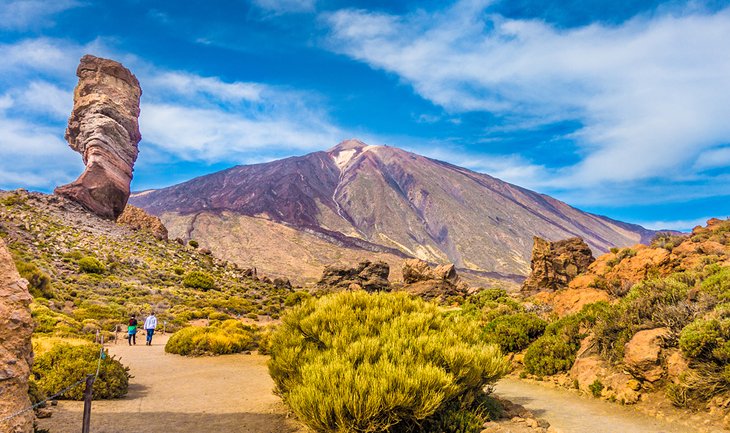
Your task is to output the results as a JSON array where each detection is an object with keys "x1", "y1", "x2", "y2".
[{"x1": 130, "y1": 139, "x2": 656, "y2": 284}]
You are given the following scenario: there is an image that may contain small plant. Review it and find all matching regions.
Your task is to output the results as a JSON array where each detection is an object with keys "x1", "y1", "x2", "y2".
[
  {"x1": 32, "y1": 343, "x2": 130, "y2": 400},
  {"x1": 14, "y1": 260, "x2": 53, "y2": 299},
  {"x1": 182, "y1": 271, "x2": 216, "y2": 291},
  {"x1": 589, "y1": 379, "x2": 604, "y2": 397},
  {"x1": 172, "y1": 266, "x2": 185, "y2": 275},
  {"x1": 482, "y1": 313, "x2": 546, "y2": 353},
  {"x1": 188, "y1": 240, "x2": 199, "y2": 248},
  {"x1": 78, "y1": 256, "x2": 105, "y2": 274},
  {"x1": 165, "y1": 320, "x2": 256, "y2": 356}
]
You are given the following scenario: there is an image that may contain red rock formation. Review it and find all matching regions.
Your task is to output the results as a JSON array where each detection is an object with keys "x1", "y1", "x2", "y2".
[
  {"x1": 55, "y1": 55, "x2": 142, "y2": 220},
  {"x1": 401, "y1": 259, "x2": 468, "y2": 301},
  {"x1": 0, "y1": 239, "x2": 34, "y2": 433},
  {"x1": 521, "y1": 237, "x2": 595, "y2": 294},
  {"x1": 117, "y1": 205, "x2": 168, "y2": 240}
]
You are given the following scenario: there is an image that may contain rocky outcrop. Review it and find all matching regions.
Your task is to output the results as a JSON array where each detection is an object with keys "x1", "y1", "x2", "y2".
[
  {"x1": 0, "y1": 239, "x2": 34, "y2": 433},
  {"x1": 55, "y1": 54, "x2": 142, "y2": 220},
  {"x1": 623, "y1": 328, "x2": 669, "y2": 383},
  {"x1": 117, "y1": 205, "x2": 168, "y2": 240},
  {"x1": 317, "y1": 261, "x2": 390, "y2": 292},
  {"x1": 521, "y1": 237, "x2": 595, "y2": 294},
  {"x1": 400, "y1": 259, "x2": 468, "y2": 301}
]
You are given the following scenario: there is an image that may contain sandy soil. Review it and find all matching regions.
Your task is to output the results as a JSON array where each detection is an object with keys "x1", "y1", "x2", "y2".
[
  {"x1": 495, "y1": 379, "x2": 725, "y2": 433},
  {"x1": 36, "y1": 335, "x2": 304, "y2": 433}
]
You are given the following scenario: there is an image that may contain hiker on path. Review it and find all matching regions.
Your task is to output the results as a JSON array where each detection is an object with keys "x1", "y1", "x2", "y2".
[
  {"x1": 144, "y1": 312, "x2": 158, "y2": 346},
  {"x1": 128, "y1": 315, "x2": 138, "y2": 345}
]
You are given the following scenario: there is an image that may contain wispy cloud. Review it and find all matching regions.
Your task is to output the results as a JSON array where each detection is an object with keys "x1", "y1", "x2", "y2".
[
  {"x1": 0, "y1": 0, "x2": 81, "y2": 30},
  {"x1": 0, "y1": 37, "x2": 342, "y2": 191},
  {"x1": 637, "y1": 216, "x2": 723, "y2": 232},
  {"x1": 250, "y1": 0, "x2": 316, "y2": 14},
  {"x1": 324, "y1": 3, "x2": 730, "y2": 194}
]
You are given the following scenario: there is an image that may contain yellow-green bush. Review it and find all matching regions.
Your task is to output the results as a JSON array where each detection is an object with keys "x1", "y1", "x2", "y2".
[
  {"x1": 165, "y1": 320, "x2": 256, "y2": 356},
  {"x1": 268, "y1": 291, "x2": 508, "y2": 433},
  {"x1": 78, "y1": 256, "x2": 106, "y2": 274},
  {"x1": 182, "y1": 270, "x2": 216, "y2": 291},
  {"x1": 14, "y1": 260, "x2": 53, "y2": 299},
  {"x1": 32, "y1": 343, "x2": 130, "y2": 400},
  {"x1": 483, "y1": 313, "x2": 546, "y2": 353}
]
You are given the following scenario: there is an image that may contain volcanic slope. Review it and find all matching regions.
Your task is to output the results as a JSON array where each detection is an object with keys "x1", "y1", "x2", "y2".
[{"x1": 130, "y1": 140, "x2": 654, "y2": 284}]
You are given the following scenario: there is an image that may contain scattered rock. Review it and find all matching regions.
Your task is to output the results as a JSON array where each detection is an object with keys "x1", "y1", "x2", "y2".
[
  {"x1": 55, "y1": 54, "x2": 142, "y2": 220},
  {"x1": 0, "y1": 238, "x2": 34, "y2": 433},
  {"x1": 272, "y1": 277, "x2": 292, "y2": 290},
  {"x1": 665, "y1": 349, "x2": 690, "y2": 383},
  {"x1": 623, "y1": 328, "x2": 669, "y2": 383},
  {"x1": 400, "y1": 259, "x2": 468, "y2": 301},
  {"x1": 117, "y1": 205, "x2": 168, "y2": 240},
  {"x1": 317, "y1": 261, "x2": 390, "y2": 292},
  {"x1": 522, "y1": 237, "x2": 594, "y2": 294}
]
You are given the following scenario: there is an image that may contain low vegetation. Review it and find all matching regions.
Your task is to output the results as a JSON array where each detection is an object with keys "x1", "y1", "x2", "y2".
[
  {"x1": 165, "y1": 320, "x2": 257, "y2": 356},
  {"x1": 31, "y1": 341, "x2": 130, "y2": 400},
  {"x1": 268, "y1": 291, "x2": 508, "y2": 433}
]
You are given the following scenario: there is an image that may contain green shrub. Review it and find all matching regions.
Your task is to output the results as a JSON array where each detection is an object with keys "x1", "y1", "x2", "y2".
[
  {"x1": 284, "y1": 290, "x2": 311, "y2": 307},
  {"x1": 182, "y1": 271, "x2": 216, "y2": 291},
  {"x1": 78, "y1": 256, "x2": 105, "y2": 274},
  {"x1": 268, "y1": 291, "x2": 508, "y2": 433},
  {"x1": 15, "y1": 260, "x2": 53, "y2": 299},
  {"x1": 208, "y1": 311, "x2": 231, "y2": 321},
  {"x1": 483, "y1": 313, "x2": 546, "y2": 353},
  {"x1": 188, "y1": 240, "x2": 199, "y2": 248},
  {"x1": 679, "y1": 319, "x2": 723, "y2": 360},
  {"x1": 32, "y1": 343, "x2": 129, "y2": 400},
  {"x1": 524, "y1": 335, "x2": 578, "y2": 376},
  {"x1": 165, "y1": 320, "x2": 256, "y2": 356},
  {"x1": 589, "y1": 379, "x2": 604, "y2": 397},
  {"x1": 172, "y1": 266, "x2": 185, "y2": 275}
]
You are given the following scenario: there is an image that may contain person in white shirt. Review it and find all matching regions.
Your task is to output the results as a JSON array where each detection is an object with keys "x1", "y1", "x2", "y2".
[{"x1": 144, "y1": 312, "x2": 158, "y2": 346}]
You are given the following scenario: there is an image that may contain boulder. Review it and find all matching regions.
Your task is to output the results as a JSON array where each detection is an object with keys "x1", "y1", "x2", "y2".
[
  {"x1": 623, "y1": 328, "x2": 669, "y2": 383},
  {"x1": 318, "y1": 261, "x2": 390, "y2": 292},
  {"x1": 401, "y1": 259, "x2": 467, "y2": 301},
  {"x1": 0, "y1": 239, "x2": 34, "y2": 433},
  {"x1": 55, "y1": 55, "x2": 142, "y2": 220},
  {"x1": 117, "y1": 205, "x2": 168, "y2": 240},
  {"x1": 522, "y1": 237, "x2": 594, "y2": 294}
]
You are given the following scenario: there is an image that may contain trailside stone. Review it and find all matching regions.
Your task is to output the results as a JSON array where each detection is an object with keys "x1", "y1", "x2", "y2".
[
  {"x1": 317, "y1": 261, "x2": 390, "y2": 292},
  {"x1": 401, "y1": 259, "x2": 468, "y2": 301},
  {"x1": 55, "y1": 55, "x2": 142, "y2": 220},
  {"x1": 522, "y1": 237, "x2": 595, "y2": 294},
  {"x1": 117, "y1": 205, "x2": 168, "y2": 240},
  {"x1": 0, "y1": 238, "x2": 34, "y2": 433},
  {"x1": 624, "y1": 328, "x2": 669, "y2": 383}
]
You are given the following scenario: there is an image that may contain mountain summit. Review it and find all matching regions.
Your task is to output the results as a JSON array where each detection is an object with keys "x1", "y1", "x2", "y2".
[{"x1": 130, "y1": 140, "x2": 654, "y2": 283}]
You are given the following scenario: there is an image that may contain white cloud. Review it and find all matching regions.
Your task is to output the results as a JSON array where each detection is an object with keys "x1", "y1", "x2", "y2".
[
  {"x1": 251, "y1": 0, "x2": 316, "y2": 14},
  {"x1": 324, "y1": 3, "x2": 730, "y2": 189},
  {"x1": 694, "y1": 146, "x2": 730, "y2": 170},
  {"x1": 145, "y1": 72, "x2": 264, "y2": 103},
  {"x1": 0, "y1": 0, "x2": 81, "y2": 30},
  {"x1": 637, "y1": 216, "x2": 721, "y2": 232}
]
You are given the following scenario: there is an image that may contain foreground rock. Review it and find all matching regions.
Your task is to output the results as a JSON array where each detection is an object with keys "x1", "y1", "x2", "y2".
[
  {"x1": 521, "y1": 237, "x2": 594, "y2": 294},
  {"x1": 317, "y1": 261, "x2": 390, "y2": 292},
  {"x1": 55, "y1": 54, "x2": 142, "y2": 220},
  {"x1": 400, "y1": 259, "x2": 468, "y2": 301},
  {"x1": 623, "y1": 328, "x2": 669, "y2": 383},
  {"x1": 0, "y1": 239, "x2": 34, "y2": 433},
  {"x1": 117, "y1": 205, "x2": 168, "y2": 240}
]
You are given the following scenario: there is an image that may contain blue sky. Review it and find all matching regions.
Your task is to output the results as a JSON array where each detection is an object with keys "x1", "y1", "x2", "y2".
[{"x1": 1, "y1": 0, "x2": 729, "y2": 230}]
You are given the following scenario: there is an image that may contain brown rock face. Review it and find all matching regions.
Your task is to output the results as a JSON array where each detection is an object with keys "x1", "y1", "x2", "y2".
[
  {"x1": 521, "y1": 237, "x2": 595, "y2": 293},
  {"x1": 317, "y1": 261, "x2": 390, "y2": 292},
  {"x1": 0, "y1": 239, "x2": 34, "y2": 433},
  {"x1": 117, "y1": 205, "x2": 168, "y2": 240},
  {"x1": 623, "y1": 328, "x2": 669, "y2": 383},
  {"x1": 55, "y1": 54, "x2": 142, "y2": 220},
  {"x1": 401, "y1": 259, "x2": 467, "y2": 301}
]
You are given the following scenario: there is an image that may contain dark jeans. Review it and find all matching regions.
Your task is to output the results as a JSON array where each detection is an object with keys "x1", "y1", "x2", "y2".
[
  {"x1": 146, "y1": 328, "x2": 155, "y2": 344},
  {"x1": 128, "y1": 332, "x2": 136, "y2": 345}
]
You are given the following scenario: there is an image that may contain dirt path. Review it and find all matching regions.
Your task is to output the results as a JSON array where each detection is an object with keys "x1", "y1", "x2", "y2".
[
  {"x1": 37, "y1": 335, "x2": 302, "y2": 433},
  {"x1": 495, "y1": 379, "x2": 723, "y2": 433}
]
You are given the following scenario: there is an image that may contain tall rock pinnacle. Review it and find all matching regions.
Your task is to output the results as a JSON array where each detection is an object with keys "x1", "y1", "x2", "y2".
[{"x1": 55, "y1": 54, "x2": 142, "y2": 220}]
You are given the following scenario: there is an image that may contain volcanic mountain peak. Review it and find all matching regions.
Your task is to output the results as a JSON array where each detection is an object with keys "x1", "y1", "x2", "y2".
[{"x1": 130, "y1": 139, "x2": 656, "y2": 283}]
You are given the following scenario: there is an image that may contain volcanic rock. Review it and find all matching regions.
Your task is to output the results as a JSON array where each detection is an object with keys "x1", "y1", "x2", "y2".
[
  {"x1": 117, "y1": 205, "x2": 168, "y2": 240},
  {"x1": 401, "y1": 259, "x2": 468, "y2": 301},
  {"x1": 624, "y1": 328, "x2": 669, "y2": 383},
  {"x1": 522, "y1": 237, "x2": 595, "y2": 294},
  {"x1": 317, "y1": 261, "x2": 390, "y2": 292},
  {"x1": 0, "y1": 239, "x2": 34, "y2": 433},
  {"x1": 55, "y1": 54, "x2": 142, "y2": 220}
]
